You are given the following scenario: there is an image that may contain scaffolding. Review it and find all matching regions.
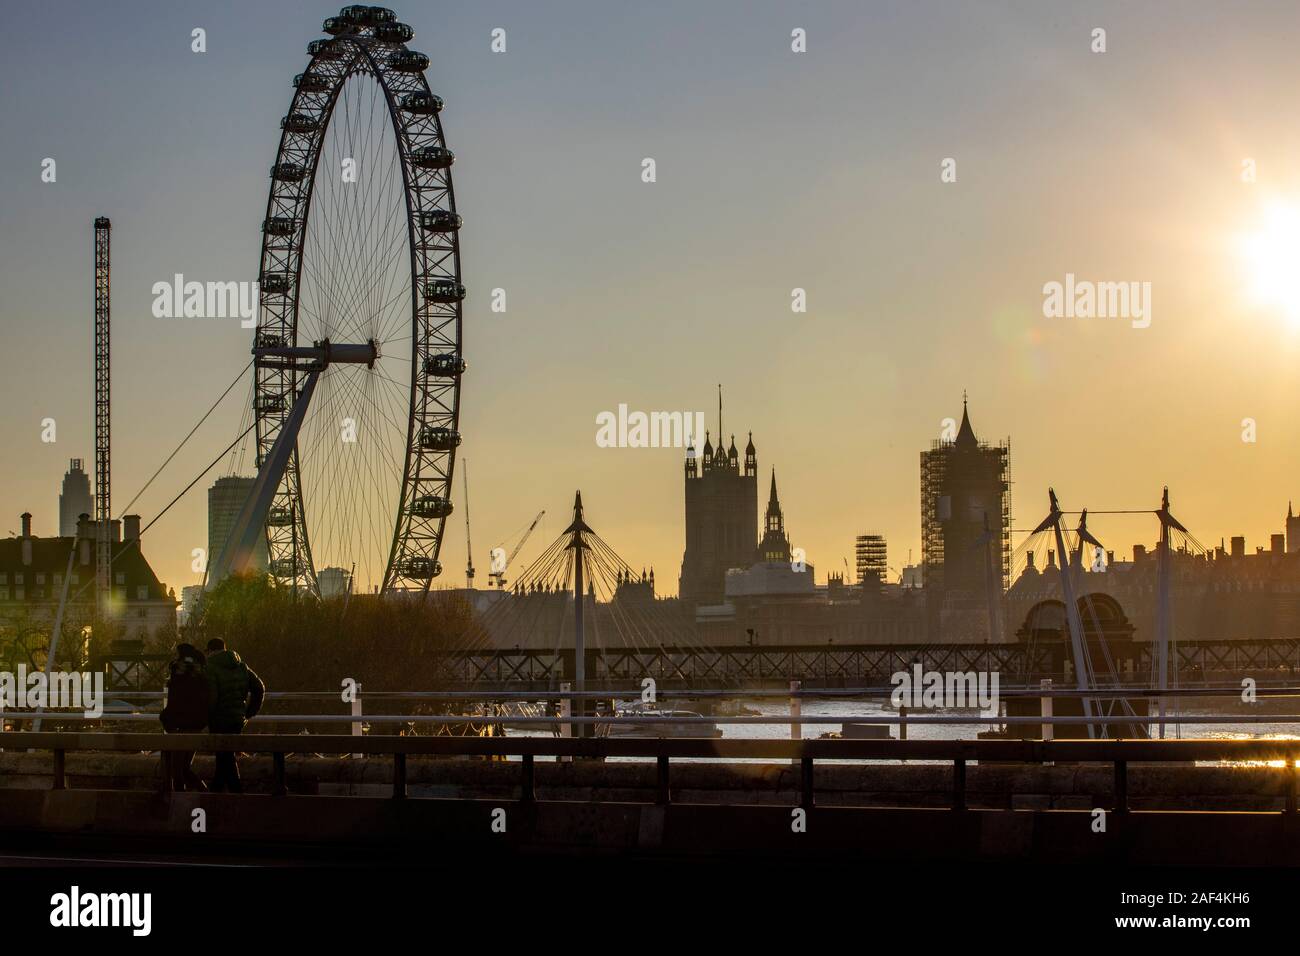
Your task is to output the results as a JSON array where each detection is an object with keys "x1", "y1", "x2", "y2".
[
  {"x1": 919, "y1": 433, "x2": 1012, "y2": 593},
  {"x1": 855, "y1": 534, "x2": 887, "y2": 586}
]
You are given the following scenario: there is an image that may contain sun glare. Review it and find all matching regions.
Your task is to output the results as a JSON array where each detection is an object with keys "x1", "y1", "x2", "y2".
[{"x1": 1239, "y1": 201, "x2": 1300, "y2": 326}]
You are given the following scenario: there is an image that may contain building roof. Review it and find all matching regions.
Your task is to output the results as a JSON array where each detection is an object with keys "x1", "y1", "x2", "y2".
[{"x1": 0, "y1": 534, "x2": 171, "y2": 603}]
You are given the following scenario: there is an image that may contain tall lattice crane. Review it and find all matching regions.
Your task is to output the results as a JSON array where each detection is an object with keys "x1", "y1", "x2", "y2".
[
  {"x1": 93, "y1": 217, "x2": 111, "y2": 615},
  {"x1": 463, "y1": 463, "x2": 475, "y2": 589}
]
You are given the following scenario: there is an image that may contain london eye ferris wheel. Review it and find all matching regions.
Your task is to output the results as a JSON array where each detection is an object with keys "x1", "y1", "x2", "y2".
[{"x1": 244, "y1": 5, "x2": 465, "y2": 598}]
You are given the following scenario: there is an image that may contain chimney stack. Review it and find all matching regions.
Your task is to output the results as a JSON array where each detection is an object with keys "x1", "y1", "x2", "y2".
[
  {"x1": 123, "y1": 514, "x2": 141, "y2": 543},
  {"x1": 19, "y1": 513, "x2": 33, "y2": 566},
  {"x1": 77, "y1": 513, "x2": 93, "y2": 566}
]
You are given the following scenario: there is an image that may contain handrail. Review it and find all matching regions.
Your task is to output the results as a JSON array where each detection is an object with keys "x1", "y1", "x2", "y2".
[
  {"x1": 11, "y1": 712, "x2": 1300, "y2": 726},
  {"x1": 5, "y1": 731, "x2": 1300, "y2": 760},
  {"x1": 5, "y1": 732, "x2": 1296, "y2": 809},
  {"x1": 74, "y1": 684, "x2": 1300, "y2": 700}
]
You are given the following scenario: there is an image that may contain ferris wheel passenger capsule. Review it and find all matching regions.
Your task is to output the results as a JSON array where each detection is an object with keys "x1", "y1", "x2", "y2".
[
  {"x1": 294, "y1": 72, "x2": 331, "y2": 94},
  {"x1": 269, "y1": 558, "x2": 299, "y2": 578},
  {"x1": 411, "y1": 146, "x2": 454, "y2": 170},
  {"x1": 376, "y1": 22, "x2": 413, "y2": 43},
  {"x1": 263, "y1": 217, "x2": 297, "y2": 237},
  {"x1": 307, "y1": 39, "x2": 347, "y2": 60},
  {"x1": 271, "y1": 162, "x2": 306, "y2": 182},
  {"x1": 266, "y1": 506, "x2": 295, "y2": 527},
  {"x1": 410, "y1": 495, "x2": 454, "y2": 519},
  {"x1": 260, "y1": 273, "x2": 292, "y2": 294},
  {"x1": 419, "y1": 210, "x2": 461, "y2": 232},
  {"x1": 401, "y1": 92, "x2": 443, "y2": 115},
  {"x1": 424, "y1": 278, "x2": 465, "y2": 302},
  {"x1": 397, "y1": 557, "x2": 441, "y2": 579},
  {"x1": 419, "y1": 426, "x2": 461, "y2": 451},
  {"x1": 281, "y1": 112, "x2": 320, "y2": 134},
  {"x1": 390, "y1": 50, "x2": 430, "y2": 73},
  {"x1": 423, "y1": 354, "x2": 466, "y2": 377}
]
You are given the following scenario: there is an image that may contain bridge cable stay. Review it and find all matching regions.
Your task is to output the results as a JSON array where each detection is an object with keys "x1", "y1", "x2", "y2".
[
  {"x1": 1070, "y1": 511, "x2": 1146, "y2": 737},
  {"x1": 1153, "y1": 487, "x2": 1205, "y2": 738},
  {"x1": 472, "y1": 493, "x2": 721, "y2": 685},
  {"x1": 1016, "y1": 503, "x2": 1149, "y2": 736},
  {"x1": 1006, "y1": 520, "x2": 1064, "y2": 680},
  {"x1": 1028, "y1": 490, "x2": 1104, "y2": 737},
  {"x1": 51, "y1": 363, "x2": 257, "y2": 619},
  {"x1": 119, "y1": 359, "x2": 254, "y2": 519},
  {"x1": 1012, "y1": 489, "x2": 1214, "y2": 738}
]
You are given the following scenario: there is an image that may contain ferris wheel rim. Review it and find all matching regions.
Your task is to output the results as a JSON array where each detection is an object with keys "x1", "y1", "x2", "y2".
[{"x1": 251, "y1": 8, "x2": 464, "y2": 598}]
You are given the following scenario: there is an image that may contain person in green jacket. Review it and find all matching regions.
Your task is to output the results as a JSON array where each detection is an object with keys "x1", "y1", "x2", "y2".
[{"x1": 204, "y1": 638, "x2": 266, "y2": 793}]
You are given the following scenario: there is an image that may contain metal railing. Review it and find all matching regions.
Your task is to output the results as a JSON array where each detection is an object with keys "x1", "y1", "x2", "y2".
[
  {"x1": 76, "y1": 639, "x2": 1300, "y2": 692},
  {"x1": 4, "y1": 732, "x2": 1299, "y2": 813}
]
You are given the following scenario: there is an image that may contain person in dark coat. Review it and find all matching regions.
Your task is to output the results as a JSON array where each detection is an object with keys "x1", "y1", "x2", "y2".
[
  {"x1": 159, "y1": 643, "x2": 209, "y2": 792},
  {"x1": 204, "y1": 638, "x2": 266, "y2": 793}
]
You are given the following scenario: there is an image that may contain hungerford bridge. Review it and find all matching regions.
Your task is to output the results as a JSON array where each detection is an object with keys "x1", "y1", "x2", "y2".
[{"x1": 97, "y1": 639, "x2": 1300, "y2": 694}]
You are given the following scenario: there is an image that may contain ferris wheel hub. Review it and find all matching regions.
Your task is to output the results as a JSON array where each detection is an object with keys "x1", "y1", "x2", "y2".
[{"x1": 254, "y1": 339, "x2": 378, "y2": 369}]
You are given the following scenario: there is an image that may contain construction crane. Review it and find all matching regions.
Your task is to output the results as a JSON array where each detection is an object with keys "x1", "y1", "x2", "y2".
[
  {"x1": 463, "y1": 463, "x2": 474, "y2": 589},
  {"x1": 93, "y1": 217, "x2": 111, "y2": 616},
  {"x1": 490, "y1": 510, "x2": 545, "y2": 589}
]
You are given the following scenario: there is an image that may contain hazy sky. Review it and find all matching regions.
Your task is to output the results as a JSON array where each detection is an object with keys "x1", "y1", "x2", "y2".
[{"x1": 3, "y1": 0, "x2": 1300, "y2": 596}]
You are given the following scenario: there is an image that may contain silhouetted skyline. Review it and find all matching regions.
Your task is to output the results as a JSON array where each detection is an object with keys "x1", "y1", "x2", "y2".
[{"x1": 3, "y1": 1, "x2": 1300, "y2": 596}]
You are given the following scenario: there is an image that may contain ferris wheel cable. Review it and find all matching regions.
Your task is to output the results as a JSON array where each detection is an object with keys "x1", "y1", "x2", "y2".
[
  {"x1": 116, "y1": 359, "x2": 254, "y2": 519},
  {"x1": 334, "y1": 134, "x2": 403, "y2": 340},
  {"x1": 303, "y1": 374, "x2": 394, "y2": 586},
  {"x1": 59, "y1": 420, "x2": 260, "y2": 610},
  {"x1": 310, "y1": 378, "x2": 380, "y2": 580},
  {"x1": 224, "y1": 376, "x2": 256, "y2": 478},
  {"x1": 140, "y1": 419, "x2": 260, "y2": 540},
  {"x1": 304, "y1": 85, "x2": 407, "y2": 342}
]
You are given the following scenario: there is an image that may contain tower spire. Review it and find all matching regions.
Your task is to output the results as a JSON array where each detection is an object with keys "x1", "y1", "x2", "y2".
[
  {"x1": 955, "y1": 392, "x2": 977, "y2": 448},
  {"x1": 758, "y1": 467, "x2": 790, "y2": 562}
]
